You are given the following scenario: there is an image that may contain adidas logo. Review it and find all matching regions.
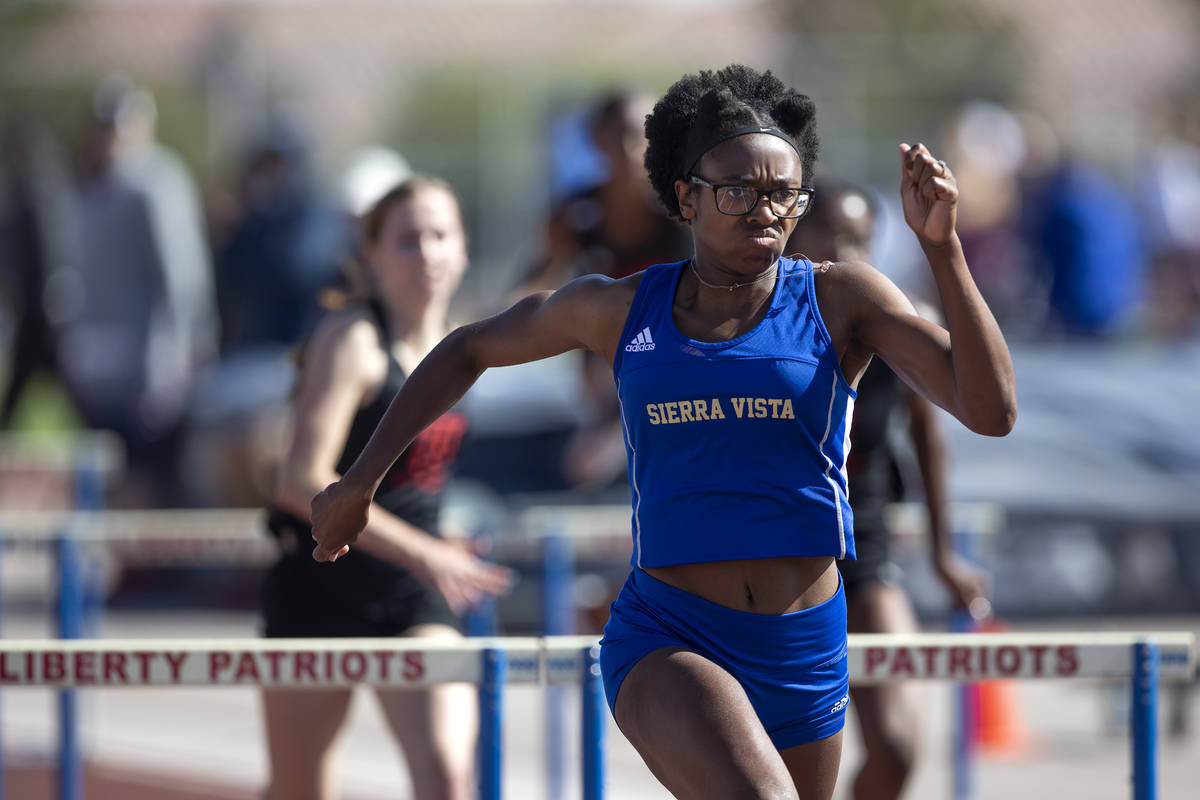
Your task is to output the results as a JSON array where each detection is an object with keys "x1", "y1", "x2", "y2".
[
  {"x1": 624, "y1": 326, "x2": 656, "y2": 353},
  {"x1": 830, "y1": 694, "x2": 849, "y2": 715}
]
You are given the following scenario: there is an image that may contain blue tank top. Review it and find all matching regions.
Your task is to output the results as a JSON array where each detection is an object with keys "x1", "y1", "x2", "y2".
[{"x1": 613, "y1": 257, "x2": 857, "y2": 567}]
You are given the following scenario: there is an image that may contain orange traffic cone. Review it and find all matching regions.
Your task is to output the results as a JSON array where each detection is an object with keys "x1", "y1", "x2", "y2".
[{"x1": 974, "y1": 618, "x2": 1033, "y2": 758}]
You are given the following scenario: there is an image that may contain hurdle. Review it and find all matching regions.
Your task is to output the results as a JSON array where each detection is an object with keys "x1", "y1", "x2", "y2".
[
  {"x1": 852, "y1": 632, "x2": 1195, "y2": 800},
  {"x1": 0, "y1": 632, "x2": 1192, "y2": 799},
  {"x1": 2, "y1": 496, "x2": 1190, "y2": 796},
  {"x1": 0, "y1": 635, "x2": 607, "y2": 800}
]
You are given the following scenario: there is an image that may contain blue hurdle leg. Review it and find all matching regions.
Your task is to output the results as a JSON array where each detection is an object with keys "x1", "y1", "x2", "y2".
[
  {"x1": 543, "y1": 533, "x2": 572, "y2": 799},
  {"x1": 57, "y1": 535, "x2": 83, "y2": 800},
  {"x1": 582, "y1": 644, "x2": 606, "y2": 800},
  {"x1": 55, "y1": 452, "x2": 107, "y2": 800},
  {"x1": 1131, "y1": 641, "x2": 1159, "y2": 800},
  {"x1": 479, "y1": 648, "x2": 506, "y2": 800}
]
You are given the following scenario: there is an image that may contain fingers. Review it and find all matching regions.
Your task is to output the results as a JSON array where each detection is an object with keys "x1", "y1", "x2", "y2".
[
  {"x1": 900, "y1": 141, "x2": 937, "y2": 170},
  {"x1": 440, "y1": 581, "x2": 472, "y2": 616},
  {"x1": 960, "y1": 573, "x2": 991, "y2": 617},
  {"x1": 461, "y1": 557, "x2": 516, "y2": 596},
  {"x1": 452, "y1": 562, "x2": 515, "y2": 613},
  {"x1": 910, "y1": 145, "x2": 932, "y2": 186},
  {"x1": 900, "y1": 142, "x2": 950, "y2": 180},
  {"x1": 424, "y1": 538, "x2": 518, "y2": 614},
  {"x1": 478, "y1": 562, "x2": 517, "y2": 594},
  {"x1": 900, "y1": 142, "x2": 958, "y2": 203},
  {"x1": 940, "y1": 557, "x2": 990, "y2": 612},
  {"x1": 310, "y1": 513, "x2": 350, "y2": 562},
  {"x1": 909, "y1": 145, "x2": 935, "y2": 187},
  {"x1": 899, "y1": 143, "x2": 914, "y2": 187},
  {"x1": 959, "y1": 582, "x2": 986, "y2": 610},
  {"x1": 311, "y1": 543, "x2": 350, "y2": 563},
  {"x1": 438, "y1": 564, "x2": 515, "y2": 616}
]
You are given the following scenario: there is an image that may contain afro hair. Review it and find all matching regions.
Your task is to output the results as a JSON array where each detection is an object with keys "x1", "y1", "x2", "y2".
[{"x1": 644, "y1": 65, "x2": 818, "y2": 222}]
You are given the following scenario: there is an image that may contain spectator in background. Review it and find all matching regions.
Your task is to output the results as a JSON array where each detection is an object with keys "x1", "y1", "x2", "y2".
[
  {"x1": 788, "y1": 180, "x2": 989, "y2": 800},
  {"x1": 57, "y1": 74, "x2": 218, "y2": 505},
  {"x1": 1025, "y1": 156, "x2": 1146, "y2": 338},
  {"x1": 520, "y1": 90, "x2": 690, "y2": 292},
  {"x1": 262, "y1": 176, "x2": 512, "y2": 800},
  {"x1": 1139, "y1": 88, "x2": 1200, "y2": 339},
  {"x1": 213, "y1": 115, "x2": 348, "y2": 355},
  {"x1": 338, "y1": 144, "x2": 414, "y2": 220},
  {"x1": 0, "y1": 117, "x2": 76, "y2": 425}
]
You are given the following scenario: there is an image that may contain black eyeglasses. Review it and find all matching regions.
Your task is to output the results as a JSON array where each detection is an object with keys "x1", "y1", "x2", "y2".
[{"x1": 689, "y1": 176, "x2": 814, "y2": 219}]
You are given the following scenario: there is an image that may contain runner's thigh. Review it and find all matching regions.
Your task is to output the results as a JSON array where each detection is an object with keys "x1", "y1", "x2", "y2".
[
  {"x1": 779, "y1": 730, "x2": 843, "y2": 800},
  {"x1": 615, "y1": 645, "x2": 798, "y2": 800}
]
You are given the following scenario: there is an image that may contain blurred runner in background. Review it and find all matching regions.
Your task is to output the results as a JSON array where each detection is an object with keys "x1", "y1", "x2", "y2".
[{"x1": 262, "y1": 176, "x2": 512, "y2": 800}]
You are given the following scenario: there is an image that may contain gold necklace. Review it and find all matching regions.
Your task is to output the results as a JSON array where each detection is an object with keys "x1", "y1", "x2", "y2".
[{"x1": 689, "y1": 255, "x2": 832, "y2": 292}]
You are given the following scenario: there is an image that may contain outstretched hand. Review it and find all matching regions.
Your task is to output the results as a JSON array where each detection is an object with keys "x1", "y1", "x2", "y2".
[
  {"x1": 410, "y1": 537, "x2": 516, "y2": 616},
  {"x1": 936, "y1": 552, "x2": 991, "y2": 620},
  {"x1": 899, "y1": 142, "x2": 958, "y2": 246},
  {"x1": 310, "y1": 479, "x2": 372, "y2": 562}
]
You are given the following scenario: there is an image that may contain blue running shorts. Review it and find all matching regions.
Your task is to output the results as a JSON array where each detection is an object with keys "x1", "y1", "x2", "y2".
[{"x1": 599, "y1": 567, "x2": 849, "y2": 750}]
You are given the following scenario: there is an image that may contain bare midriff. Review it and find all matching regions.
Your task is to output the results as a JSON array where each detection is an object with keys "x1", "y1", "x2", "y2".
[{"x1": 644, "y1": 554, "x2": 838, "y2": 615}]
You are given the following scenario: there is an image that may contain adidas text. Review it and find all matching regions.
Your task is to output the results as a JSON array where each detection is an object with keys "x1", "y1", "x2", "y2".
[{"x1": 624, "y1": 326, "x2": 656, "y2": 353}]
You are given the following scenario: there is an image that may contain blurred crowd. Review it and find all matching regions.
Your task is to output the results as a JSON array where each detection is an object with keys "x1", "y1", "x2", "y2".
[{"x1": 1, "y1": 74, "x2": 1199, "y2": 510}]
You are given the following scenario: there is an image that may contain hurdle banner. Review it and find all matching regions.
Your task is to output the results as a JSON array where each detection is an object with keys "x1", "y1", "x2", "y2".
[
  {"x1": 0, "y1": 632, "x2": 1192, "y2": 688},
  {"x1": 848, "y1": 632, "x2": 1195, "y2": 684},
  {"x1": 0, "y1": 637, "x2": 545, "y2": 688},
  {"x1": 0, "y1": 636, "x2": 615, "y2": 688}
]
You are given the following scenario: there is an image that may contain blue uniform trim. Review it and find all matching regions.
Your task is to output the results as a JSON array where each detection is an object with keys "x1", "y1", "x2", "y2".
[
  {"x1": 599, "y1": 568, "x2": 849, "y2": 749},
  {"x1": 614, "y1": 375, "x2": 645, "y2": 567}
]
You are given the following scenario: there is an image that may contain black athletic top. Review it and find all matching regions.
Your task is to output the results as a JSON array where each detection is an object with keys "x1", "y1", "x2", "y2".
[
  {"x1": 845, "y1": 358, "x2": 905, "y2": 536},
  {"x1": 266, "y1": 301, "x2": 468, "y2": 613}
]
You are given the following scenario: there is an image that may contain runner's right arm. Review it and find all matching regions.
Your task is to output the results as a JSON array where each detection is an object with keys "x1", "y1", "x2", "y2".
[{"x1": 311, "y1": 274, "x2": 633, "y2": 561}]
